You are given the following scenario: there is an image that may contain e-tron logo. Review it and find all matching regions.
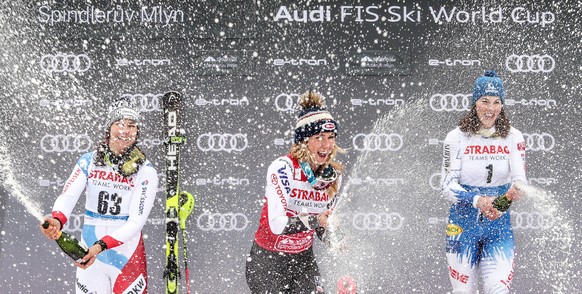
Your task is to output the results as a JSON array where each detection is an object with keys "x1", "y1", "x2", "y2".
[
  {"x1": 352, "y1": 212, "x2": 404, "y2": 231},
  {"x1": 511, "y1": 211, "x2": 553, "y2": 230},
  {"x1": 523, "y1": 133, "x2": 555, "y2": 151},
  {"x1": 195, "y1": 97, "x2": 250, "y2": 107},
  {"x1": 352, "y1": 133, "x2": 403, "y2": 151},
  {"x1": 197, "y1": 212, "x2": 248, "y2": 231},
  {"x1": 273, "y1": 58, "x2": 327, "y2": 66},
  {"x1": 40, "y1": 134, "x2": 93, "y2": 153},
  {"x1": 274, "y1": 93, "x2": 301, "y2": 112},
  {"x1": 40, "y1": 53, "x2": 91, "y2": 73},
  {"x1": 505, "y1": 54, "x2": 555, "y2": 73},
  {"x1": 116, "y1": 58, "x2": 171, "y2": 66},
  {"x1": 429, "y1": 94, "x2": 471, "y2": 112},
  {"x1": 196, "y1": 133, "x2": 248, "y2": 152},
  {"x1": 120, "y1": 93, "x2": 162, "y2": 112}
]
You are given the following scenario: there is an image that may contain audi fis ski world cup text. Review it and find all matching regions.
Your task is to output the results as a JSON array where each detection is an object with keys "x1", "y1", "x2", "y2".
[
  {"x1": 273, "y1": 5, "x2": 555, "y2": 27},
  {"x1": 38, "y1": 5, "x2": 185, "y2": 26}
]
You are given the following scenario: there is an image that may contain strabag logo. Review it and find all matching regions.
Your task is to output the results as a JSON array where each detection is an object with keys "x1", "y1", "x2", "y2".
[{"x1": 40, "y1": 53, "x2": 91, "y2": 73}]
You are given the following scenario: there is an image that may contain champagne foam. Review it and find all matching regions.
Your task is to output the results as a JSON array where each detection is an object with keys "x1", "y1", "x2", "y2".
[{"x1": 0, "y1": 142, "x2": 45, "y2": 222}]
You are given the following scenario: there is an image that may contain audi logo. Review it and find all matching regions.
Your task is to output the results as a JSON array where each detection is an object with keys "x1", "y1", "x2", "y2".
[
  {"x1": 429, "y1": 94, "x2": 471, "y2": 112},
  {"x1": 196, "y1": 133, "x2": 248, "y2": 152},
  {"x1": 120, "y1": 93, "x2": 163, "y2": 112},
  {"x1": 523, "y1": 133, "x2": 555, "y2": 151},
  {"x1": 511, "y1": 211, "x2": 553, "y2": 230},
  {"x1": 40, "y1": 134, "x2": 93, "y2": 153},
  {"x1": 140, "y1": 138, "x2": 163, "y2": 148},
  {"x1": 40, "y1": 53, "x2": 91, "y2": 73},
  {"x1": 505, "y1": 54, "x2": 555, "y2": 73},
  {"x1": 274, "y1": 93, "x2": 301, "y2": 112},
  {"x1": 429, "y1": 173, "x2": 441, "y2": 191},
  {"x1": 62, "y1": 214, "x2": 84, "y2": 233},
  {"x1": 352, "y1": 212, "x2": 404, "y2": 231},
  {"x1": 352, "y1": 133, "x2": 403, "y2": 151},
  {"x1": 196, "y1": 212, "x2": 249, "y2": 231}
]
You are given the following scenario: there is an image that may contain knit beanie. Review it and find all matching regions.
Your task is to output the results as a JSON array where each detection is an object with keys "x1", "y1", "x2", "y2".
[
  {"x1": 105, "y1": 97, "x2": 141, "y2": 129},
  {"x1": 472, "y1": 70, "x2": 505, "y2": 104},
  {"x1": 293, "y1": 92, "x2": 338, "y2": 144}
]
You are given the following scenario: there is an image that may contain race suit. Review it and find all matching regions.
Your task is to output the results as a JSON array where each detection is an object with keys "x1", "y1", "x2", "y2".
[
  {"x1": 51, "y1": 151, "x2": 158, "y2": 294},
  {"x1": 246, "y1": 155, "x2": 341, "y2": 294},
  {"x1": 441, "y1": 126, "x2": 526, "y2": 294}
]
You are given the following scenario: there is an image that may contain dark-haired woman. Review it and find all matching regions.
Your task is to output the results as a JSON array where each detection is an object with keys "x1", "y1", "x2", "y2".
[
  {"x1": 40, "y1": 98, "x2": 158, "y2": 293},
  {"x1": 441, "y1": 70, "x2": 527, "y2": 293}
]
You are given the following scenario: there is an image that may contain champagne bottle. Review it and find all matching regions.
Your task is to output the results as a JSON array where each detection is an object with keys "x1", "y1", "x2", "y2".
[
  {"x1": 492, "y1": 194, "x2": 512, "y2": 212},
  {"x1": 42, "y1": 221, "x2": 88, "y2": 263}
]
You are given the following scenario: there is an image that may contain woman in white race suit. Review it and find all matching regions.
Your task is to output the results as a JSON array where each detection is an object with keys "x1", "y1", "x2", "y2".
[
  {"x1": 441, "y1": 70, "x2": 526, "y2": 294},
  {"x1": 246, "y1": 90, "x2": 346, "y2": 294},
  {"x1": 40, "y1": 98, "x2": 158, "y2": 294}
]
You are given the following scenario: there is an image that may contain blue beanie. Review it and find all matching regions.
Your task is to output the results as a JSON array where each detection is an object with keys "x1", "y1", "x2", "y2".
[{"x1": 472, "y1": 70, "x2": 505, "y2": 104}]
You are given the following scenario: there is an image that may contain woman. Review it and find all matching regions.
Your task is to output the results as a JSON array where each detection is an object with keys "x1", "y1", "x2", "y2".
[
  {"x1": 40, "y1": 98, "x2": 158, "y2": 293},
  {"x1": 441, "y1": 70, "x2": 527, "y2": 293},
  {"x1": 246, "y1": 90, "x2": 345, "y2": 294}
]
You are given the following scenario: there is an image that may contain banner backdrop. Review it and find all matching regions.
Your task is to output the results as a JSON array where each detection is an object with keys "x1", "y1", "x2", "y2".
[{"x1": 1, "y1": 0, "x2": 581, "y2": 293}]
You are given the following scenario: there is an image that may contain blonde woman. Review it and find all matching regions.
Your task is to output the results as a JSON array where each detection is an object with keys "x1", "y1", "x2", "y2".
[{"x1": 246, "y1": 90, "x2": 345, "y2": 293}]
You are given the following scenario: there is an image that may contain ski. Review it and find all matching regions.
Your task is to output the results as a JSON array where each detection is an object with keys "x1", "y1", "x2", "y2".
[{"x1": 162, "y1": 91, "x2": 187, "y2": 294}]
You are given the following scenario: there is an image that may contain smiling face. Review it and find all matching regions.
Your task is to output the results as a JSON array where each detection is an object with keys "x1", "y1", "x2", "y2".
[
  {"x1": 475, "y1": 95, "x2": 503, "y2": 129},
  {"x1": 306, "y1": 132, "x2": 336, "y2": 169},
  {"x1": 108, "y1": 119, "x2": 138, "y2": 156}
]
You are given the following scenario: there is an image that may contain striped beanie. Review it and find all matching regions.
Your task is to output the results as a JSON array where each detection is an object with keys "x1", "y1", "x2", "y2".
[
  {"x1": 105, "y1": 97, "x2": 141, "y2": 129},
  {"x1": 294, "y1": 106, "x2": 338, "y2": 144}
]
